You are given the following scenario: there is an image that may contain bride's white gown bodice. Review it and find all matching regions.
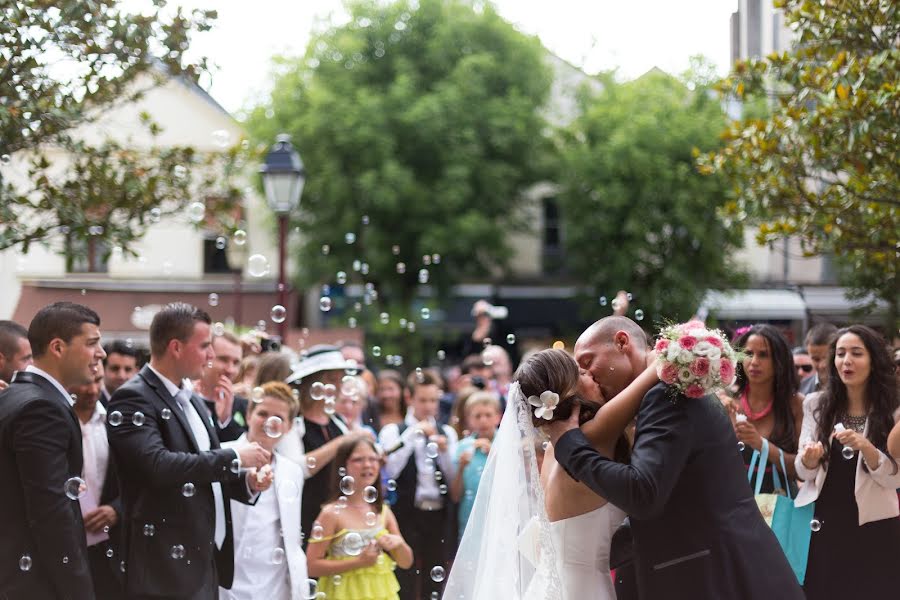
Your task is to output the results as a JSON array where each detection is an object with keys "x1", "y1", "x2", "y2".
[{"x1": 526, "y1": 503, "x2": 627, "y2": 600}]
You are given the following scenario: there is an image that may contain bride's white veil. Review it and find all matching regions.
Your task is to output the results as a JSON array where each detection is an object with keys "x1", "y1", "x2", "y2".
[{"x1": 443, "y1": 382, "x2": 562, "y2": 599}]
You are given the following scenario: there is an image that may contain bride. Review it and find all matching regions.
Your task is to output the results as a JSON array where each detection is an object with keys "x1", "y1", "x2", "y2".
[{"x1": 444, "y1": 347, "x2": 658, "y2": 599}]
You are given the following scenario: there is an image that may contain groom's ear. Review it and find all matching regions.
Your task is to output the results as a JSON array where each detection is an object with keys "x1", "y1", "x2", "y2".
[{"x1": 613, "y1": 331, "x2": 630, "y2": 352}]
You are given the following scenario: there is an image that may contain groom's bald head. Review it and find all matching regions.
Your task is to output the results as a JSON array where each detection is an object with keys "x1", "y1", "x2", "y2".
[{"x1": 575, "y1": 316, "x2": 649, "y2": 400}]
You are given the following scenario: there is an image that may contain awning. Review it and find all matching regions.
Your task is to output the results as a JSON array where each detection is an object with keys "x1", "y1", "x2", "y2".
[
  {"x1": 799, "y1": 286, "x2": 887, "y2": 318},
  {"x1": 702, "y1": 289, "x2": 807, "y2": 321}
]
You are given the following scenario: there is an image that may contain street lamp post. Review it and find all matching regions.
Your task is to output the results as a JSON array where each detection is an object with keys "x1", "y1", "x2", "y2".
[{"x1": 260, "y1": 134, "x2": 305, "y2": 341}]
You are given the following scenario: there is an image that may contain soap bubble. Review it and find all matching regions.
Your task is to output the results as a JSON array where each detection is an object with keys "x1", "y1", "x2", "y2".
[
  {"x1": 421, "y1": 307, "x2": 431, "y2": 320},
  {"x1": 208, "y1": 293, "x2": 219, "y2": 307},
  {"x1": 365, "y1": 511, "x2": 377, "y2": 527},
  {"x1": 248, "y1": 254, "x2": 270, "y2": 277},
  {"x1": 264, "y1": 416, "x2": 284, "y2": 438},
  {"x1": 437, "y1": 350, "x2": 446, "y2": 360},
  {"x1": 108, "y1": 411, "x2": 123, "y2": 426},
  {"x1": 418, "y1": 268, "x2": 429, "y2": 284},
  {"x1": 307, "y1": 456, "x2": 317, "y2": 470},
  {"x1": 371, "y1": 346, "x2": 382, "y2": 357},
  {"x1": 599, "y1": 296, "x2": 608, "y2": 306},
  {"x1": 507, "y1": 334, "x2": 516, "y2": 344},
  {"x1": 170, "y1": 545, "x2": 185, "y2": 559},
  {"x1": 161, "y1": 408, "x2": 172, "y2": 420},
  {"x1": 810, "y1": 519, "x2": 822, "y2": 532},
  {"x1": 311, "y1": 523, "x2": 324, "y2": 540},
  {"x1": 430, "y1": 565, "x2": 445, "y2": 582},
  {"x1": 143, "y1": 524, "x2": 155, "y2": 537},
  {"x1": 319, "y1": 297, "x2": 332, "y2": 312},
  {"x1": 336, "y1": 271, "x2": 347, "y2": 284},
  {"x1": 310, "y1": 382, "x2": 326, "y2": 400},
  {"x1": 132, "y1": 412, "x2": 145, "y2": 426},
  {"x1": 425, "y1": 442, "x2": 439, "y2": 458},
  {"x1": 340, "y1": 476, "x2": 356, "y2": 495},
  {"x1": 252, "y1": 386, "x2": 265, "y2": 403},
  {"x1": 342, "y1": 532, "x2": 365, "y2": 556},
  {"x1": 386, "y1": 479, "x2": 397, "y2": 491},
  {"x1": 323, "y1": 398, "x2": 336, "y2": 415},
  {"x1": 271, "y1": 548, "x2": 285, "y2": 564},
  {"x1": 215, "y1": 237, "x2": 227, "y2": 250},
  {"x1": 842, "y1": 446, "x2": 855, "y2": 460},
  {"x1": 344, "y1": 232, "x2": 356, "y2": 244},
  {"x1": 233, "y1": 230, "x2": 247, "y2": 245},
  {"x1": 635, "y1": 309, "x2": 645, "y2": 321},
  {"x1": 270, "y1": 305, "x2": 287, "y2": 323},
  {"x1": 64, "y1": 477, "x2": 87, "y2": 500},
  {"x1": 379, "y1": 312, "x2": 389, "y2": 325},
  {"x1": 187, "y1": 202, "x2": 206, "y2": 223},
  {"x1": 302, "y1": 579, "x2": 319, "y2": 599},
  {"x1": 230, "y1": 459, "x2": 240, "y2": 474},
  {"x1": 182, "y1": 483, "x2": 195, "y2": 497},
  {"x1": 396, "y1": 262, "x2": 406, "y2": 274},
  {"x1": 323, "y1": 383, "x2": 337, "y2": 401},
  {"x1": 212, "y1": 322, "x2": 226, "y2": 336},
  {"x1": 18, "y1": 554, "x2": 32, "y2": 571},
  {"x1": 363, "y1": 486, "x2": 378, "y2": 503}
]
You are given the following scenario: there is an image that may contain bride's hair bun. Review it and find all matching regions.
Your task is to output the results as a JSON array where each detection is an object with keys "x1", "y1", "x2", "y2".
[{"x1": 514, "y1": 348, "x2": 597, "y2": 428}]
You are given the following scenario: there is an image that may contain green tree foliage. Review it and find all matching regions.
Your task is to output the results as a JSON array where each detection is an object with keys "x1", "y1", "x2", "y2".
[
  {"x1": 244, "y1": 0, "x2": 553, "y2": 314},
  {"x1": 700, "y1": 0, "x2": 899, "y2": 328},
  {"x1": 557, "y1": 66, "x2": 744, "y2": 326},
  {"x1": 0, "y1": 1, "x2": 245, "y2": 257}
]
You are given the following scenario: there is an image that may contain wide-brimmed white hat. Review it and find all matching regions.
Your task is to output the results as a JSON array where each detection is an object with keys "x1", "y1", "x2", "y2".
[{"x1": 285, "y1": 345, "x2": 350, "y2": 384}]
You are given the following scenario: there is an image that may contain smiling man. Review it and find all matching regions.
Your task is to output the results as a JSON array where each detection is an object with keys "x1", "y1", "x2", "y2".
[{"x1": 0, "y1": 302, "x2": 107, "y2": 599}]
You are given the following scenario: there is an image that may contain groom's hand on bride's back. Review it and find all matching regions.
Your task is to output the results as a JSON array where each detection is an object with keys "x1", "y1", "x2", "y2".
[{"x1": 542, "y1": 403, "x2": 581, "y2": 446}]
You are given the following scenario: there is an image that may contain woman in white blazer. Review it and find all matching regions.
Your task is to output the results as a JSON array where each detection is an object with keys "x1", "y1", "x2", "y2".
[
  {"x1": 221, "y1": 382, "x2": 310, "y2": 600},
  {"x1": 794, "y1": 325, "x2": 900, "y2": 599}
]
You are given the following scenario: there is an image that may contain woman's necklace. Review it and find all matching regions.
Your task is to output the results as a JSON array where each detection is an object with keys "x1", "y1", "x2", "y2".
[
  {"x1": 840, "y1": 412, "x2": 867, "y2": 433},
  {"x1": 740, "y1": 388, "x2": 774, "y2": 421}
]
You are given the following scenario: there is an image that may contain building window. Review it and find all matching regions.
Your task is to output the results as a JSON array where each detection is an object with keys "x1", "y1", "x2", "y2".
[
  {"x1": 542, "y1": 197, "x2": 565, "y2": 275},
  {"x1": 66, "y1": 235, "x2": 108, "y2": 273},
  {"x1": 203, "y1": 236, "x2": 234, "y2": 274}
]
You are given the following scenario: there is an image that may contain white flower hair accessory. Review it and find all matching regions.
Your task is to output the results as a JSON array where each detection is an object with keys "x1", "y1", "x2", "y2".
[{"x1": 528, "y1": 391, "x2": 560, "y2": 420}]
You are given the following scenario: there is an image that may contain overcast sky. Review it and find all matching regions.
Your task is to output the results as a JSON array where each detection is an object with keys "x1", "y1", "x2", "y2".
[{"x1": 171, "y1": 0, "x2": 738, "y2": 114}]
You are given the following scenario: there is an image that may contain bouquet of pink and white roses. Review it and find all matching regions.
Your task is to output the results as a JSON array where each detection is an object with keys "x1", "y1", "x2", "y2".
[{"x1": 654, "y1": 321, "x2": 739, "y2": 399}]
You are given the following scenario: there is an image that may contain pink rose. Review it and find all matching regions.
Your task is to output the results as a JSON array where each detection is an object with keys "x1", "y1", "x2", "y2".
[
  {"x1": 689, "y1": 357, "x2": 710, "y2": 377},
  {"x1": 678, "y1": 320, "x2": 706, "y2": 334},
  {"x1": 704, "y1": 336, "x2": 723, "y2": 348},
  {"x1": 660, "y1": 363, "x2": 679, "y2": 384},
  {"x1": 678, "y1": 335, "x2": 698, "y2": 351},
  {"x1": 655, "y1": 339, "x2": 670, "y2": 353},
  {"x1": 685, "y1": 384, "x2": 705, "y2": 399},
  {"x1": 720, "y1": 359, "x2": 735, "y2": 384}
]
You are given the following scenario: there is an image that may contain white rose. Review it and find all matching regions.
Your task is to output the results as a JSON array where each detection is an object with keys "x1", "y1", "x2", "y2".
[
  {"x1": 679, "y1": 349, "x2": 694, "y2": 364},
  {"x1": 667, "y1": 343, "x2": 682, "y2": 362},
  {"x1": 693, "y1": 341, "x2": 714, "y2": 357}
]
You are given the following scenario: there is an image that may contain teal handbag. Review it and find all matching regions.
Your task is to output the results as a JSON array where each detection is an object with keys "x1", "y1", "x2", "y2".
[{"x1": 748, "y1": 441, "x2": 814, "y2": 585}]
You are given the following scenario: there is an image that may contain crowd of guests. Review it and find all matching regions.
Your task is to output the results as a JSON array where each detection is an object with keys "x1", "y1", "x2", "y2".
[{"x1": 1, "y1": 301, "x2": 899, "y2": 599}]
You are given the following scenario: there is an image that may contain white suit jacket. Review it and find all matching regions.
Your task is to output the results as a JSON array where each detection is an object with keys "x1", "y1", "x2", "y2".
[
  {"x1": 223, "y1": 435, "x2": 308, "y2": 599},
  {"x1": 794, "y1": 392, "x2": 900, "y2": 525}
]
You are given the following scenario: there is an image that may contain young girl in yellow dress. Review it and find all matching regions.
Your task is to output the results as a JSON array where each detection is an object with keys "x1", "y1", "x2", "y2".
[{"x1": 306, "y1": 437, "x2": 413, "y2": 600}]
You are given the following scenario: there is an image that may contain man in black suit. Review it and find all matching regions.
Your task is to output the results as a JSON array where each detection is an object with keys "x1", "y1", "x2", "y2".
[
  {"x1": 107, "y1": 302, "x2": 273, "y2": 600},
  {"x1": 0, "y1": 319, "x2": 33, "y2": 390},
  {"x1": 546, "y1": 316, "x2": 804, "y2": 600},
  {"x1": 72, "y1": 367, "x2": 125, "y2": 599},
  {"x1": 0, "y1": 302, "x2": 107, "y2": 599},
  {"x1": 194, "y1": 330, "x2": 248, "y2": 443}
]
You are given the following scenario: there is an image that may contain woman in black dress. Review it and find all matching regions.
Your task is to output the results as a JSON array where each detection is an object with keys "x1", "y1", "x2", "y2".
[{"x1": 796, "y1": 325, "x2": 900, "y2": 598}]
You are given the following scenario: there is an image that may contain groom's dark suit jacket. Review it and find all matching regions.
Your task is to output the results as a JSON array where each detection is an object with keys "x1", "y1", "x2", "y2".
[
  {"x1": 106, "y1": 365, "x2": 254, "y2": 598},
  {"x1": 0, "y1": 371, "x2": 95, "y2": 599},
  {"x1": 555, "y1": 383, "x2": 804, "y2": 600}
]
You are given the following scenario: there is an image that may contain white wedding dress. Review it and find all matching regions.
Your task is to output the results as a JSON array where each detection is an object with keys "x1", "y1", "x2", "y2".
[
  {"x1": 522, "y1": 504, "x2": 625, "y2": 600},
  {"x1": 444, "y1": 383, "x2": 624, "y2": 600}
]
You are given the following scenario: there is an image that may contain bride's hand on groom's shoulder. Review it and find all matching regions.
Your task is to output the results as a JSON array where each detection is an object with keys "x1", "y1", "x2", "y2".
[{"x1": 541, "y1": 403, "x2": 581, "y2": 446}]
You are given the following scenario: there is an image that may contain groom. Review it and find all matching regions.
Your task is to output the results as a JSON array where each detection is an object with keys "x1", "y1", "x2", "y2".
[{"x1": 545, "y1": 316, "x2": 803, "y2": 599}]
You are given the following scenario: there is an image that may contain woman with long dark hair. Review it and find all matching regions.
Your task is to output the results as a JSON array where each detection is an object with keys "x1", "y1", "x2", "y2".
[
  {"x1": 306, "y1": 436, "x2": 413, "y2": 600},
  {"x1": 795, "y1": 325, "x2": 900, "y2": 598},
  {"x1": 727, "y1": 324, "x2": 803, "y2": 489}
]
